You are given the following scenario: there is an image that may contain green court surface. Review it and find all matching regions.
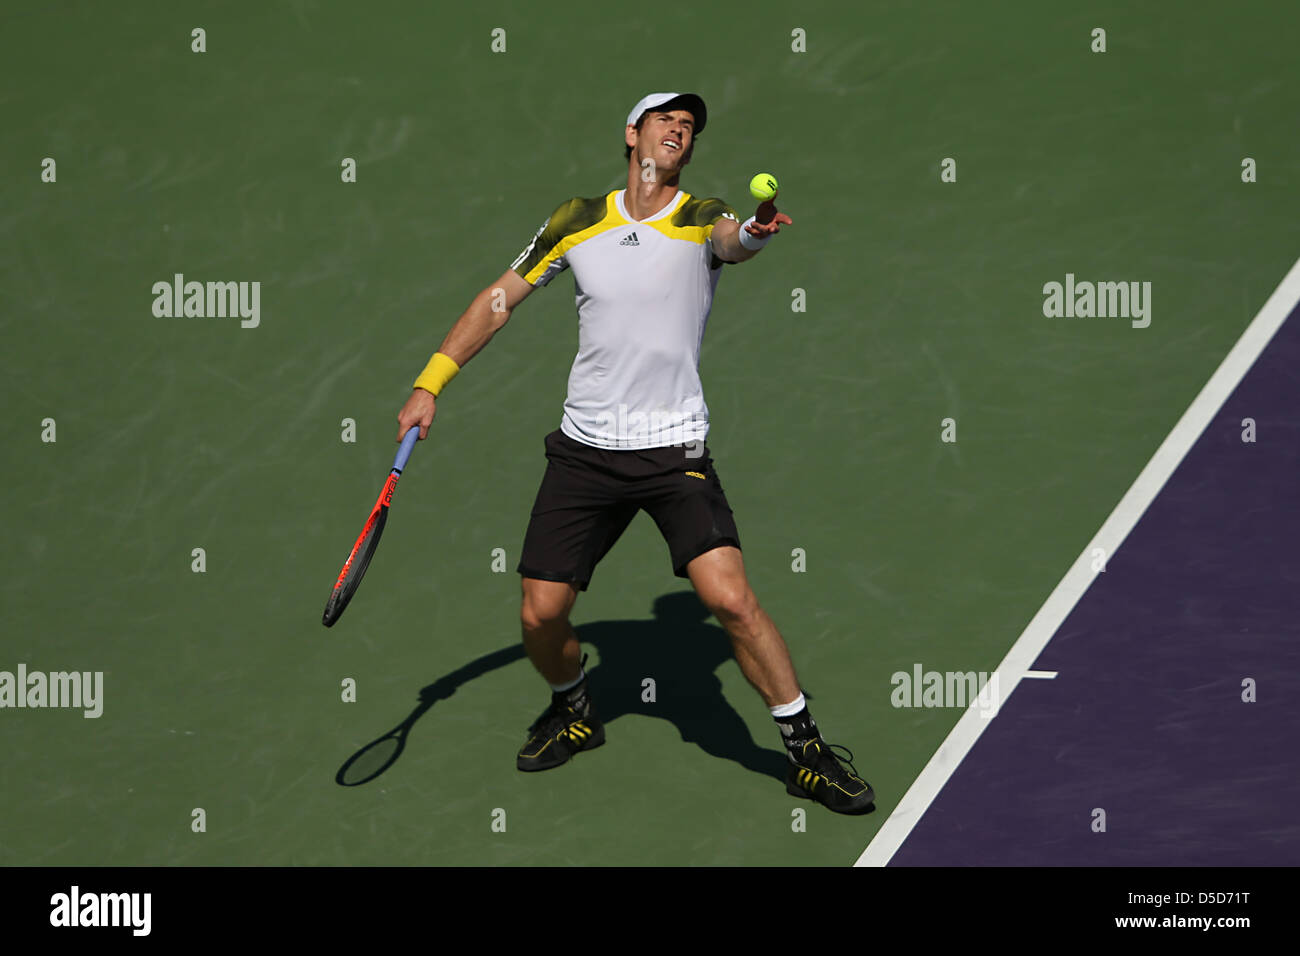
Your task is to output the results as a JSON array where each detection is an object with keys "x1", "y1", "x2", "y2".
[{"x1": 1, "y1": 1, "x2": 1295, "y2": 866}]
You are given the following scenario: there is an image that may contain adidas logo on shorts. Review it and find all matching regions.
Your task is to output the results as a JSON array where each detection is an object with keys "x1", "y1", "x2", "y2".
[{"x1": 619, "y1": 232, "x2": 640, "y2": 246}]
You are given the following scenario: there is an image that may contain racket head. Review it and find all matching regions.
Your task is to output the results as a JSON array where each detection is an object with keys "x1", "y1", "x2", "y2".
[{"x1": 322, "y1": 504, "x2": 389, "y2": 627}]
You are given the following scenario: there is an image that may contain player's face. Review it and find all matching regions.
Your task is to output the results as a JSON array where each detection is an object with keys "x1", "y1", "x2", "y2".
[{"x1": 634, "y1": 110, "x2": 695, "y2": 173}]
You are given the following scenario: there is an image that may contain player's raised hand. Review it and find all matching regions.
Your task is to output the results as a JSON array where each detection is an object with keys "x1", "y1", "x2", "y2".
[
  {"x1": 749, "y1": 200, "x2": 792, "y2": 236},
  {"x1": 397, "y1": 388, "x2": 436, "y2": 441}
]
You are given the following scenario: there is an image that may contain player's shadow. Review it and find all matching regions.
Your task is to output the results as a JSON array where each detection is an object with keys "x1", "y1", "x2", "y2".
[{"x1": 336, "y1": 591, "x2": 789, "y2": 786}]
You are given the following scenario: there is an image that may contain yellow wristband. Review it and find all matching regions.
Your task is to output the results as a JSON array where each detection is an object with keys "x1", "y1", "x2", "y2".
[{"x1": 413, "y1": 352, "x2": 461, "y2": 397}]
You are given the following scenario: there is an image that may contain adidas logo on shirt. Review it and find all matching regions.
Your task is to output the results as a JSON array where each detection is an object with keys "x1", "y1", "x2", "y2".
[{"x1": 619, "y1": 232, "x2": 640, "y2": 246}]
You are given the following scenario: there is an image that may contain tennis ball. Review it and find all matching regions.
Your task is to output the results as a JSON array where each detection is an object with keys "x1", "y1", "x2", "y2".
[{"x1": 749, "y1": 172, "x2": 779, "y2": 201}]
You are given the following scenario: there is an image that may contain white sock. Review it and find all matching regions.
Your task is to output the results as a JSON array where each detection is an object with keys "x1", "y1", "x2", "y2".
[{"x1": 769, "y1": 693, "x2": 806, "y2": 718}]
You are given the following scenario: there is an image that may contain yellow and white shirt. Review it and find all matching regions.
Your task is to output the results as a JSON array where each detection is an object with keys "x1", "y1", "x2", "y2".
[{"x1": 511, "y1": 189, "x2": 738, "y2": 450}]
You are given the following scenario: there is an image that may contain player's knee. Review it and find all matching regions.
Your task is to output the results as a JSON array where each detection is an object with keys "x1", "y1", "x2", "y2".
[
  {"x1": 520, "y1": 584, "x2": 570, "y2": 633},
  {"x1": 520, "y1": 599, "x2": 559, "y2": 633},
  {"x1": 704, "y1": 585, "x2": 759, "y2": 629}
]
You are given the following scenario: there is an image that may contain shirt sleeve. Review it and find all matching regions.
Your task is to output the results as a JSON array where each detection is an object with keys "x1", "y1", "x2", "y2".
[
  {"x1": 713, "y1": 203, "x2": 739, "y2": 225},
  {"x1": 699, "y1": 199, "x2": 740, "y2": 269},
  {"x1": 510, "y1": 200, "x2": 575, "y2": 288}
]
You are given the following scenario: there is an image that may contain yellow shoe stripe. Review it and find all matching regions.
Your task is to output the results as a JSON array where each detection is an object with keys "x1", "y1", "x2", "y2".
[{"x1": 794, "y1": 768, "x2": 824, "y2": 792}]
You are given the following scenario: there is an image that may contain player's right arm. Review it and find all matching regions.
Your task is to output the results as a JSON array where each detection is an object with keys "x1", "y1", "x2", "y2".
[
  {"x1": 396, "y1": 268, "x2": 536, "y2": 440},
  {"x1": 435, "y1": 268, "x2": 536, "y2": 367},
  {"x1": 397, "y1": 198, "x2": 589, "y2": 441}
]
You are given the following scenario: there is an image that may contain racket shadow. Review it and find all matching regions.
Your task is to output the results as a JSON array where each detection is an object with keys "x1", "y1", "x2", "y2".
[
  {"x1": 336, "y1": 591, "x2": 793, "y2": 786},
  {"x1": 335, "y1": 644, "x2": 527, "y2": 786}
]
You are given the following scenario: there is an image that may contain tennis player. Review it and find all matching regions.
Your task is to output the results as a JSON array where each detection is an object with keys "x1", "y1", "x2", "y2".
[{"x1": 396, "y1": 92, "x2": 873, "y2": 814}]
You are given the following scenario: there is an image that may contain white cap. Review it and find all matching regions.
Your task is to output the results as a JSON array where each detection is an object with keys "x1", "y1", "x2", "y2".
[{"x1": 625, "y1": 92, "x2": 708, "y2": 134}]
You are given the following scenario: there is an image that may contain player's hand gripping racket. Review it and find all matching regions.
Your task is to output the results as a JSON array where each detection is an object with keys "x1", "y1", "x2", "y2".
[{"x1": 322, "y1": 426, "x2": 420, "y2": 627}]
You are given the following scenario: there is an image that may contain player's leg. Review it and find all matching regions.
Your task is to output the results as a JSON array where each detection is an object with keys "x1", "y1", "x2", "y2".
[
  {"x1": 683, "y1": 546, "x2": 799, "y2": 706},
  {"x1": 520, "y1": 577, "x2": 582, "y2": 686},
  {"x1": 514, "y1": 430, "x2": 636, "y2": 771},
  {"x1": 643, "y1": 446, "x2": 875, "y2": 813},
  {"x1": 685, "y1": 546, "x2": 874, "y2": 814},
  {"x1": 515, "y1": 579, "x2": 609, "y2": 772},
  {"x1": 639, "y1": 449, "x2": 799, "y2": 706},
  {"x1": 517, "y1": 576, "x2": 604, "y2": 770}
]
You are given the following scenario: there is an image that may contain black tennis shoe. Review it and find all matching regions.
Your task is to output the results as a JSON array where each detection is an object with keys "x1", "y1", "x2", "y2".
[
  {"x1": 785, "y1": 737, "x2": 875, "y2": 814},
  {"x1": 516, "y1": 698, "x2": 605, "y2": 772}
]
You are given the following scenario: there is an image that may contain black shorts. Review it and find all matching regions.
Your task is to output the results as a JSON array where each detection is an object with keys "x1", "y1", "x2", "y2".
[{"x1": 517, "y1": 429, "x2": 741, "y2": 590}]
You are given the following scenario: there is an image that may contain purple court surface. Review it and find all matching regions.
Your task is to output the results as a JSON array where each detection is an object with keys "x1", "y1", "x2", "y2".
[{"x1": 891, "y1": 301, "x2": 1300, "y2": 866}]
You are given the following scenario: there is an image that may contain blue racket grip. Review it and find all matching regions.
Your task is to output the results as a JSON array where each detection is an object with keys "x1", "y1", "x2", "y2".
[{"x1": 393, "y1": 426, "x2": 420, "y2": 473}]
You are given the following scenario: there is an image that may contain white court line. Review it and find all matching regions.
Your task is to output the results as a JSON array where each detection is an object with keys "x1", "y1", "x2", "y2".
[
  {"x1": 1023, "y1": 670, "x2": 1058, "y2": 679},
  {"x1": 855, "y1": 256, "x2": 1300, "y2": 867}
]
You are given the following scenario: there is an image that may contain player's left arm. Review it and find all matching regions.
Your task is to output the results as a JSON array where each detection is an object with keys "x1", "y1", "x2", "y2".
[{"x1": 711, "y1": 199, "x2": 793, "y2": 263}]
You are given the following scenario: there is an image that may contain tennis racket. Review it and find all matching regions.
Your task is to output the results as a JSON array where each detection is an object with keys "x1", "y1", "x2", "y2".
[{"x1": 322, "y1": 425, "x2": 420, "y2": 627}]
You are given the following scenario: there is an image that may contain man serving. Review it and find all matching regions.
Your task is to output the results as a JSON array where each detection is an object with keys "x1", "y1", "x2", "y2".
[{"x1": 396, "y1": 92, "x2": 873, "y2": 814}]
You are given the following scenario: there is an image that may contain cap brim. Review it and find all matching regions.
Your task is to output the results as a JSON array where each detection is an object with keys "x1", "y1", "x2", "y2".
[{"x1": 646, "y1": 93, "x2": 707, "y2": 135}]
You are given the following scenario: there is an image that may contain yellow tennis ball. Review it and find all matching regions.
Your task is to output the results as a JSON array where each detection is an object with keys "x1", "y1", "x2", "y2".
[{"x1": 749, "y1": 172, "x2": 779, "y2": 201}]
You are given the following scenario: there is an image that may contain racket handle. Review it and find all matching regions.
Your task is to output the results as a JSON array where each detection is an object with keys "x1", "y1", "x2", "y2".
[{"x1": 393, "y1": 426, "x2": 420, "y2": 473}]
